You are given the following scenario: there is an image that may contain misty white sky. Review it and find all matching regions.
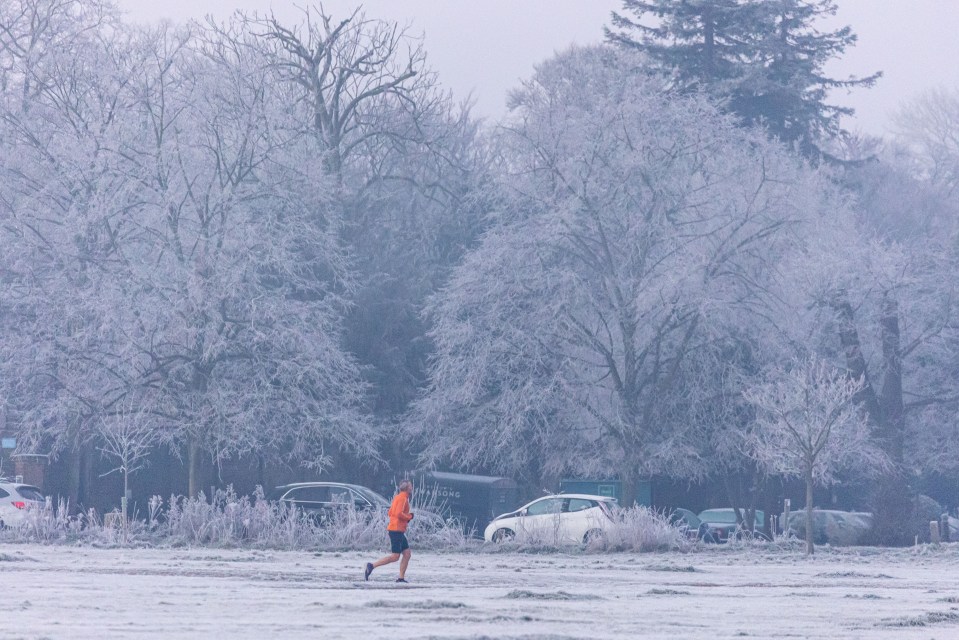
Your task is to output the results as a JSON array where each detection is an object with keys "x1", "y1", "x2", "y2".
[{"x1": 112, "y1": 0, "x2": 959, "y2": 137}]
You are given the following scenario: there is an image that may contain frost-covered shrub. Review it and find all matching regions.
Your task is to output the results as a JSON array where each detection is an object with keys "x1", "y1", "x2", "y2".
[
  {"x1": 598, "y1": 506, "x2": 687, "y2": 552},
  {"x1": 0, "y1": 486, "x2": 484, "y2": 551},
  {"x1": 308, "y1": 495, "x2": 473, "y2": 551},
  {"x1": 411, "y1": 511, "x2": 475, "y2": 550},
  {"x1": 154, "y1": 487, "x2": 472, "y2": 551},
  {"x1": 159, "y1": 487, "x2": 315, "y2": 549},
  {"x1": 4, "y1": 498, "x2": 74, "y2": 543},
  {"x1": 483, "y1": 517, "x2": 572, "y2": 553},
  {"x1": 310, "y1": 503, "x2": 388, "y2": 550},
  {"x1": 1, "y1": 498, "x2": 156, "y2": 547}
]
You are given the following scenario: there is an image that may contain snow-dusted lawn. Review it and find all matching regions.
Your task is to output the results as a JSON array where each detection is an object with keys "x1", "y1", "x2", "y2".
[{"x1": 3, "y1": 543, "x2": 959, "y2": 639}]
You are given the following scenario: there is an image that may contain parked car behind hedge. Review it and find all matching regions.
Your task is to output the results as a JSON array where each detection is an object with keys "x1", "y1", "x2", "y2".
[
  {"x1": 782, "y1": 510, "x2": 872, "y2": 546},
  {"x1": 668, "y1": 508, "x2": 716, "y2": 542},
  {"x1": 484, "y1": 494, "x2": 617, "y2": 545},
  {"x1": 698, "y1": 508, "x2": 768, "y2": 542},
  {"x1": 272, "y1": 482, "x2": 446, "y2": 530}
]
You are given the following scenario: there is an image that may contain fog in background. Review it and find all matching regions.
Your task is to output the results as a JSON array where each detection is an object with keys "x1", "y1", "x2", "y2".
[{"x1": 112, "y1": 0, "x2": 959, "y2": 136}]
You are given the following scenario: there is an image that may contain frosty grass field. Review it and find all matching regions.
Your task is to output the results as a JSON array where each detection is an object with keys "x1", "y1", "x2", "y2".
[{"x1": 3, "y1": 544, "x2": 959, "y2": 639}]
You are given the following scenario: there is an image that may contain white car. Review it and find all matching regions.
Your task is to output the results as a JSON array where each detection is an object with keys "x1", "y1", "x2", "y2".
[
  {"x1": 0, "y1": 481, "x2": 46, "y2": 528},
  {"x1": 483, "y1": 494, "x2": 617, "y2": 545}
]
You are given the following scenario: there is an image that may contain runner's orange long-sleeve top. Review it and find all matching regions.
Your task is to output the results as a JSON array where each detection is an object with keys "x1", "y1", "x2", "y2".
[{"x1": 387, "y1": 491, "x2": 413, "y2": 532}]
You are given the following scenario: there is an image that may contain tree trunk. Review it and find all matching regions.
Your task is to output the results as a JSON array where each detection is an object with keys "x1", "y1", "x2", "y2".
[
  {"x1": 256, "y1": 454, "x2": 266, "y2": 492},
  {"x1": 122, "y1": 464, "x2": 129, "y2": 543},
  {"x1": 832, "y1": 293, "x2": 881, "y2": 423},
  {"x1": 872, "y1": 297, "x2": 912, "y2": 546},
  {"x1": 879, "y1": 296, "x2": 904, "y2": 463},
  {"x1": 805, "y1": 467, "x2": 815, "y2": 556},
  {"x1": 762, "y1": 478, "x2": 783, "y2": 539},
  {"x1": 834, "y1": 292, "x2": 911, "y2": 545},
  {"x1": 722, "y1": 472, "x2": 760, "y2": 532},
  {"x1": 188, "y1": 441, "x2": 201, "y2": 499},
  {"x1": 64, "y1": 445, "x2": 81, "y2": 514},
  {"x1": 78, "y1": 442, "x2": 95, "y2": 510}
]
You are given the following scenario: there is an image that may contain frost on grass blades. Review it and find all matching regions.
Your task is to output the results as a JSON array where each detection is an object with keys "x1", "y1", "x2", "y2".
[
  {"x1": 0, "y1": 490, "x2": 700, "y2": 554},
  {"x1": 0, "y1": 487, "x2": 473, "y2": 551}
]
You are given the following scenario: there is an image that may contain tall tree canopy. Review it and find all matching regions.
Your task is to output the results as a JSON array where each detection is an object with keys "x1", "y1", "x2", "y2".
[
  {"x1": 408, "y1": 47, "x2": 855, "y2": 494},
  {"x1": 241, "y1": 7, "x2": 491, "y2": 421},
  {"x1": 0, "y1": 0, "x2": 378, "y2": 497},
  {"x1": 606, "y1": 0, "x2": 880, "y2": 157}
]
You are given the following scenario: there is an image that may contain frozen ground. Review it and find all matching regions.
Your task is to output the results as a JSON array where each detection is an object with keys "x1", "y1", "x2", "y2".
[{"x1": 3, "y1": 543, "x2": 959, "y2": 639}]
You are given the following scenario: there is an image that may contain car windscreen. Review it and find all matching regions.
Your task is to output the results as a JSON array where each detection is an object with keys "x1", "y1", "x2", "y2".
[
  {"x1": 699, "y1": 510, "x2": 737, "y2": 524},
  {"x1": 672, "y1": 510, "x2": 700, "y2": 527},
  {"x1": 597, "y1": 500, "x2": 616, "y2": 519},
  {"x1": 352, "y1": 486, "x2": 389, "y2": 507},
  {"x1": 16, "y1": 486, "x2": 45, "y2": 502}
]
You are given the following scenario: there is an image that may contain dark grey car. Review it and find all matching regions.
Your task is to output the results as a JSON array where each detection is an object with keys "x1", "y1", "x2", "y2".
[{"x1": 273, "y1": 482, "x2": 390, "y2": 523}]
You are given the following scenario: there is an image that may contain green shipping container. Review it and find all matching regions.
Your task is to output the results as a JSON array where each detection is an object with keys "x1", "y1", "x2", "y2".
[{"x1": 559, "y1": 479, "x2": 652, "y2": 506}]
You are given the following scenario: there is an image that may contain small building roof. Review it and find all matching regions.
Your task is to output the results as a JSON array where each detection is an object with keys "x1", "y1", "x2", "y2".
[{"x1": 423, "y1": 471, "x2": 517, "y2": 487}]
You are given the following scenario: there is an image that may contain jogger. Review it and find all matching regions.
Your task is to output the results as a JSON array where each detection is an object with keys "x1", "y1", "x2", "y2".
[{"x1": 365, "y1": 479, "x2": 414, "y2": 582}]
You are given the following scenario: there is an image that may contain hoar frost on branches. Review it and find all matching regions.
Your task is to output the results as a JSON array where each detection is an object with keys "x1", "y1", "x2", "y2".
[
  {"x1": 240, "y1": 5, "x2": 491, "y2": 419},
  {"x1": 409, "y1": 46, "x2": 852, "y2": 497},
  {"x1": 744, "y1": 358, "x2": 886, "y2": 554},
  {"x1": 0, "y1": 1, "x2": 377, "y2": 496}
]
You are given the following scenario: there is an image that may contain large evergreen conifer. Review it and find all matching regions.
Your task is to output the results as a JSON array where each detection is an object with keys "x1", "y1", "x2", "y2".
[{"x1": 607, "y1": 0, "x2": 880, "y2": 158}]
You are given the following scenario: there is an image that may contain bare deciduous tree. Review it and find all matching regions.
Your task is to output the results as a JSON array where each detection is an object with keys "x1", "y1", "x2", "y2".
[
  {"x1": 744, "y1": 358, "x2": 885, "y2": 554},
  {"x1": 894, "y1": 88, "x2": 959, "y2": 198},
  {"x1": 96, "y1": 393, "x2": 158, "y2": 527},
  {"x1": 237, "y1": 5, "x2": 493, "y2": 425}
]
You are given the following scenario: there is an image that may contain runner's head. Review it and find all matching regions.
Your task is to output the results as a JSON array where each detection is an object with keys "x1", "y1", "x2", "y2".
[{"x1": 398, "y1": 479, "x2": 413, "y2": 496}]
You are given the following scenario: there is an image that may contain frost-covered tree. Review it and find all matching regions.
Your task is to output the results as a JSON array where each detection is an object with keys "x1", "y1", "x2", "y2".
[
  {"x1": 677, "y1": 178, "x2": 867, "y2": 530},
  {"x1": 409, "y1": 46, "x2": 849, "y2": 498},
  {"x1": 894, "y1": 88, "x2": 959, "y2": 198},
  {"x1": 828, "y1": 140, "x2": 959, "y2": 543},
  {"x1": 0, "y1": 0, "x2": 144, "y2": 500},
  {"x1": 108, "y1": 22, "x2": 375, "y2": 494},
  {"x1": 96, "y1": 392, "x2": 158, "y2": 522},
  {"x1": 606, "y1": 0, "x2": 880, "y2": 158},
  {"x1": 744, "y1": 358, "x2": 884, "y2": 554},
  {"x1": 0, "y1": 2, "x2": 377, "y2": 499},
  {"x1": 239, "y1": 6, "x2": 491, "y2": 423}
]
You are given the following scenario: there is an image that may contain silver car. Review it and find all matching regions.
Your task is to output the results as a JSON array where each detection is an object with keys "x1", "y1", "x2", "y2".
[{"x1": 273, "y1": 482, "x2": 390, "y2": 519}]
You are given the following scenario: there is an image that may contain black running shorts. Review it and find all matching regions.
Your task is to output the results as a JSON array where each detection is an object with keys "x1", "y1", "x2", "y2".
[{"x1": 388, "y1": 530, "x2": 410, "y2": 553}]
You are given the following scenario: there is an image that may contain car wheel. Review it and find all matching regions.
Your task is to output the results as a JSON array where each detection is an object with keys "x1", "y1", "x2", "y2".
[
  {"x1": 491, "y1": 528, "x2": 515, "y2": 543},
  {"x1": 583, "y1": 528, "x2": 606, "y2": 545}
]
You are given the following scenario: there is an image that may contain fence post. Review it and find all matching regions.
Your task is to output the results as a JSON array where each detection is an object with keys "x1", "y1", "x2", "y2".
[
  {"x1": 930, "y1": 520, "x2": 941, "y2": 544},
  {"x1": 941, "y1": 514, "x2": 951, "y2": 543}
]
